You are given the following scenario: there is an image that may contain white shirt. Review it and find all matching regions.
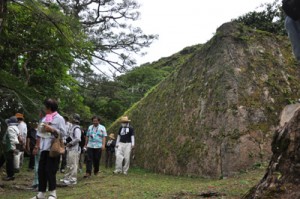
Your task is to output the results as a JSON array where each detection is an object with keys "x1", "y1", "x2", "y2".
[
  {"x1": 67, "y1": 124, "x2": 81, "y2": 152},
  {"x1": 18, "y1": 121, "x2": 27, "y2": 145},
  {"x1": 39, "y1": 113, "x2": 66, "y2": 151}
]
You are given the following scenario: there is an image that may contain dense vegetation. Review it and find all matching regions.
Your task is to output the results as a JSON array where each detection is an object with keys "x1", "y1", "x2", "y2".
[
  {"x1": 234, "y1": 0, "x2": 286, "y2": 35},
  {"x1": 0, "y1": 0, "x2": 157, "y2": 127}
]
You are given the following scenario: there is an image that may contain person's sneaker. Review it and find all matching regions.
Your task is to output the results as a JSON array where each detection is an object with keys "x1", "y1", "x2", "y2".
[
  {"x1": 2, "y1": 176, "x2": 15, "y2": 181},
  {"x1": 123, "y1": 172, "x2": 128, "y2": 175},
  {"x1": 113, "y1": 170, "x2": 122, "y2": 174},
  {"x1": 30, "y1": 192, "x2": 46, "y2": 199},
  {"x1": 31, "y1": 184, "x2": 38, "y2": 189},
  {"x1": 83, "y1": 173, "x2": 91, "y2": 178},
  {"x1": 63, "y1": 180, "x2": 77, "y2": 185}
]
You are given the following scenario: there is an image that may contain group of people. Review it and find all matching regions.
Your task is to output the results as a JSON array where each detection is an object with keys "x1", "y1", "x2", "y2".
[{"x1": 1, "y1": 98, "x2": 135, "y2": 199}]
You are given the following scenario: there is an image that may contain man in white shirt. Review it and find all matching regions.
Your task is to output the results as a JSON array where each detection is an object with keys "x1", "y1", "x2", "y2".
[
  {"x1": 15, "y1": 113, "x2": 27, "y2": 171},
  {"x1": 2, "y1": 116, "x2": 19, "y2": 181}
]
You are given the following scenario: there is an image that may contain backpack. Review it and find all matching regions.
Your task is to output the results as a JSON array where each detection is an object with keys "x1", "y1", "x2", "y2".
[
  {"x1": 282, "y1": 0, "x2": 300, "y2": 21},
  {"x1": 66, "y1": 126, "x2": 81, "y2": 144}
]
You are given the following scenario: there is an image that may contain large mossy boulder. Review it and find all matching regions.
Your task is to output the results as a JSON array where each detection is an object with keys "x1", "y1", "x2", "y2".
[
  {"x1": 110, "y1": 22, "x2": 300, "y2": 178},
  {"x1": 243, "y1": 104, "x2": 300, "y2": 198}
]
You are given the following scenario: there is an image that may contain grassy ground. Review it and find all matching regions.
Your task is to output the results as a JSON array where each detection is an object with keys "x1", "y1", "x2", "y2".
[{"x1": 0, "y1": 159, "x2": 265, "y2": 199}]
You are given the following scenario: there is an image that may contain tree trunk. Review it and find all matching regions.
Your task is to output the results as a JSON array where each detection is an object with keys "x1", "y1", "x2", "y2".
[
  {"x1": 0, "y1": 0, "x2": 7, "y2": 34},
  {"x1": 243, "y1": 104, "x2": 300, "y2": 199}
]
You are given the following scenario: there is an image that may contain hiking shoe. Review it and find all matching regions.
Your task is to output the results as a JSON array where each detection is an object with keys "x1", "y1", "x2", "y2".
[
  {"x1": 31, "y1": 184, "x2": 38, "y2": 189},
  {"x1": 31, "y1": 192, "x2": 46, "y2": 199},
  {"x1": 113, "y1": 170, "x2": 122, "y2": 174},
  {"x1": 2, "y1": 176, "x2": 15, "y2": 181},
  {"x1": 83, "y1": 173, "x2": 91, "y2": 178},
  {"x1": 63, "y1": 180, "x2": 77, "y2": 185}
]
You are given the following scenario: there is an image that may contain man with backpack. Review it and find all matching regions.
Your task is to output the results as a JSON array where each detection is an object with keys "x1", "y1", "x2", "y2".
[
  {"x1": 15, "y1": 113, "x2": 27, "y2": 172},
  {"x1": 61, "y1": 114, "x2": 81, "y2": 185},
  {"x1": 283, "y1": 0, "x2": 300, "y2": 61},
  {"x1": 2, "y1": 116, "x2": 19, "y2": 181}
]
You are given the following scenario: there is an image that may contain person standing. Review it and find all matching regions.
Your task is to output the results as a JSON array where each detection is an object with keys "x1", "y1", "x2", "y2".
[
  {"x1": 2, "y1": 116, "x2": 19, "y2": 181},
  {"x1": 78, "y1": 128, "x2": 86, "y2": 173},
  {"x1": 15, "y1": 113, "x2": 27, "y2": 171},
  {"x1": 62, "y1": 114, "x2": 81, "y2": 185},
  {"x1": 26, "y1": 121, "x2": 38, "y2": 170},
  {"x1": 31, "y1": 109, "x2": 46, "y2": 190},
  {"x1": 105, "y1": 133, "x2": 116, "y2": 168},
  {"x1": 83, "y1": 116, "x2": 107, "y2": 178},
  {"x1": 60, "y1": 116, "x2": 71, "y2": 173},
  {"x1": 0, "y1": 121, "x2": 5, "y2": 169},
  {"x1": 114, "y1": 116, "x2": 135, "y2": 175},
  {"x1": 31, "y1": 99, "x2": 66, "y2": 199},
  {"x1": 283, "y1": 0, "x2": 300, "y2": 61}
]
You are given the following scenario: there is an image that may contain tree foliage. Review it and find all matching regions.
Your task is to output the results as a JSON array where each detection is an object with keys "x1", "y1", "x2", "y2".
[
  {"x1": 0, "y1": 0, "x2": 92, "y2": 121},
  {"x1": 41, "y1": 0, "x2": 158, "y2": 72},
  {"x1": 234, "y1": 0, "x2": 286, "y2": 35},
  {"x1": 72, "y1": 45, "x2": 201, "y2": 126},
  {"x1": 0, "y1": 0, "x2": 157, "y2": 128}
]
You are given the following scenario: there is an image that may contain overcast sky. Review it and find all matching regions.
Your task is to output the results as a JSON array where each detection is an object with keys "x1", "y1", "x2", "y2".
[{"x1": 132, "y1": 0, "x2": 275, "y2": 66}]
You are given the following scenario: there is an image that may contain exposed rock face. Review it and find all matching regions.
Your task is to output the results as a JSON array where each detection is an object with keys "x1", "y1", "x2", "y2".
[
  {"x1": 243, "y1": 104, "x2": 300, "y2": 198},
  {"x1": 110, "y1": 22, "x2": 300, "y2": 178}
]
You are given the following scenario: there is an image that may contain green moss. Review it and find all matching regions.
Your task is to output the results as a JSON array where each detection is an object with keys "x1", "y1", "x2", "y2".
[{"x1": 108, "y1": 22, "x2": 300, "y2": 178}]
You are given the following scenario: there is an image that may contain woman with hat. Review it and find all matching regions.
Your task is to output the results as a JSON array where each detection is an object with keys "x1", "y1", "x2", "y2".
[
  {"x1": 105, "y1": 133, "x2": 116, "y2": 168},
  {"x1": 2, "y1": 116, "x2": 20, "y2": 181},
  {"x1": 113, "y1": 116, "x2": 135, "y2": 175}
]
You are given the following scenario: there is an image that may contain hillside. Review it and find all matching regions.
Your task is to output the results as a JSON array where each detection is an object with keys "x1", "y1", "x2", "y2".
[
  {"x1": 109, "y1": 22, "x2": 300, "y2": 178},
  {"x1": 115, "y1": 44, "x2": 202, "y2": 106}
]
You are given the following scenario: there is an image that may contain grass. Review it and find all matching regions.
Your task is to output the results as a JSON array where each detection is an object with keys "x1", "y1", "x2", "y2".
[{"x1": 0, "y1": 158, "x2": 265, "y2": 199}]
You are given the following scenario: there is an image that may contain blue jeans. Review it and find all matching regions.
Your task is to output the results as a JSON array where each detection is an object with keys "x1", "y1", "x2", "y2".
[
  {"x1": 33, "y1": 150, "x2": 41, "y2": 186},
  {"x1": 285, "y1": 16, "x2": 300, "y2": 61}
]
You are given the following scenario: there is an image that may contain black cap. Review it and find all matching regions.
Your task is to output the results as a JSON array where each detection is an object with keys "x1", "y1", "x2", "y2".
[
  {"x1": 72, "y1": 114, "x2": 80, "y2": 124},
  {"x1": 5, "y1": 116, "x2": 18, "y2": 125}
]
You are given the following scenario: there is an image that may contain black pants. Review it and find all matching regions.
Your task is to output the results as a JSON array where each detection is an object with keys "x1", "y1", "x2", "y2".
[
  {"x1": 6, "y1": 151, "x2": 14, "y2": 177},
  {"x1": 28, "y1": 148, "x2": 35, "y2": 169},
  {"x1": 86, "y1": 148, "x2": 102, "y2": 175},
  {"x1": 105, "y1": 151, "x2": 114, "y2": 168},
  {"x1": 38, "y1": 151, "x2": 60, "y2": 192},
  {"x1": 0, "y1": 154, "x2": 5, "y2": 168},
  {"x1": 60, "y1": 148, "x2": 67, "y2": 171}
]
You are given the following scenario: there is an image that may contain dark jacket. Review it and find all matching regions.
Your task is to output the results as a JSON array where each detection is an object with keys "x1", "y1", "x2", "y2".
[{"x1": 105, "y1": 139, "x2": 116, "y2": 153}]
